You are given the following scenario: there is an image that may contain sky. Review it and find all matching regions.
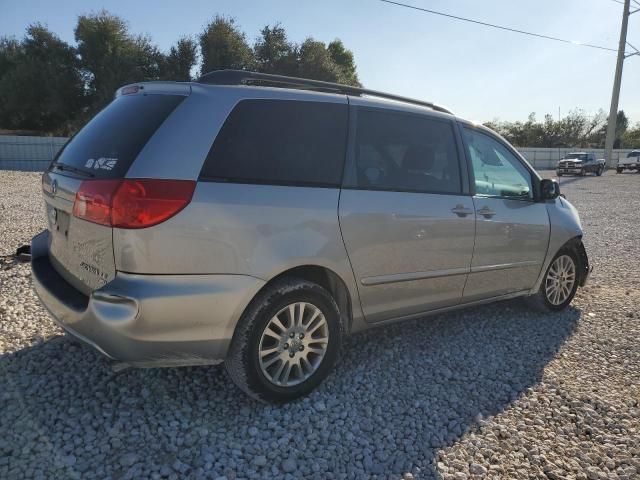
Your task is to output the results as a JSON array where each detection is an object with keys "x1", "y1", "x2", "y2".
[{"x1": 1, "y1": 0, "x2": 639, "y2": 123}]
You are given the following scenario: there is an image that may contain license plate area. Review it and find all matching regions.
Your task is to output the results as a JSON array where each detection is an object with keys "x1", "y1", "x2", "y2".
[{"x1": 48, "y1": 205, "x2": 71, "y2": 238}]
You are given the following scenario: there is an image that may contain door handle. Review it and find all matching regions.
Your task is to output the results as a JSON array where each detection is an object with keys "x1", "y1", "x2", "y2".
[
  {"x1": 477, "y1": 206, "x2": 496, "y2": 218},
  {"x1": 451, "y1": 204, "x2": 473, "y2": 217}
]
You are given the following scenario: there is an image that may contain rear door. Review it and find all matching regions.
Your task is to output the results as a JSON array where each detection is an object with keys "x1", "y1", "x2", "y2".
[
  {"x1": 42, "y1": 93, "x2": 185, "y2": 294},
  {"x1": 339, "y1": 105, "x2": 475, "y2": 323},
  {"x1": 460, "y1": 125, "x2": 550, "y2": 301}
]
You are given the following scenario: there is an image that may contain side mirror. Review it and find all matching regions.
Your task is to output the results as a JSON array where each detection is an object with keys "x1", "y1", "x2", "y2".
[{"x1": 540, "y1": 178, "x2": 560, "y2": 200}]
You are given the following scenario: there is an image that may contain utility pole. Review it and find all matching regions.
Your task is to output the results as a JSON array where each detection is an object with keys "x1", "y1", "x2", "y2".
[{"x1": 604, "y1": 0, "x2": 639, "y2": 168}]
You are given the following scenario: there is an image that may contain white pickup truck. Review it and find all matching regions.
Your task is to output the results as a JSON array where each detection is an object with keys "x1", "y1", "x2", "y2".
[{"x1": 617, "y1": 150, "x2": 640, "y2": 173}]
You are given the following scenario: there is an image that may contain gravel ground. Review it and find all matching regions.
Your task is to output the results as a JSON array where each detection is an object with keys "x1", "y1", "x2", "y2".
[{"x1": 0, "y1": 169, "x2": 639, "y2": 480}]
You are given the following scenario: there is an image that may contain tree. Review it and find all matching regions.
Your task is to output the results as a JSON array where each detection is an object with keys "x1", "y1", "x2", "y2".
[
  {"x1": 0, "y1": 25, "x2": 84, "y2": 134},
  {"x1": 484, "y1": 110, "x2": 608, "y2": 148},
  {"x1": 296, "y1": 38, "x2": 343, "y2": 83},
  {"x1": 614, "y1": 110, "x2": 629, "y2": 148},
  {"x1": 161, "y1": 36, "x2": 197, "y2": 81},
  {"x1": 254, "y1": 24, "x2": 296, "y2": 75},
  {"x1": 75, "y1": 11, "x2": 164, "y2": 118},
  {"x1": 199, "y1": 16, "x2": 253, "y2": 75},
  {"x1": 0, "y1": 12, "x2": 364, "y2": 135},
  {"x1": 622, "y1": 123, "x2": 640, "y2": 148},
  {"x1": 327, "y1": 40, "x2": 360, "y2": 86}
]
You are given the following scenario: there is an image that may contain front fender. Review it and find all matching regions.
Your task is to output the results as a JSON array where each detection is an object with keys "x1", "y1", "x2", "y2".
[{"x1": 530, "y1": 196, "x2": 585, "y2": 293}]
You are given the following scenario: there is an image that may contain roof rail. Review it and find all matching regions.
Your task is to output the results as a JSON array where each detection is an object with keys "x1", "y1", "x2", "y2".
[{"x1": 197, "y1": 70, "x2": 453, "y2": 115}]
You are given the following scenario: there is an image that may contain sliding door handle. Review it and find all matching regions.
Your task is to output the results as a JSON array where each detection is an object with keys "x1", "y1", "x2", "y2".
[
  {"x1": 451, "y1": 204, "x2": 473, "y2": 217},
  {"x1": 477, "y1": 206, "x2": 496, "y2": 218}
]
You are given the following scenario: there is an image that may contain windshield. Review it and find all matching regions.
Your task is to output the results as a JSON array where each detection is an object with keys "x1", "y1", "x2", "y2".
[
  {"x1": 564, "y1": 153, "x2": 587, "y2": 160},
  {"x1": 627, "y1": 151, "x2": 640, "y2": 158}
]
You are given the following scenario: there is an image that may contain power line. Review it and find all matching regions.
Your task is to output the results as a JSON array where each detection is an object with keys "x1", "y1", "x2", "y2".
[{"x1": 379, "y1": 0, "x2": 619, "y2": 53}]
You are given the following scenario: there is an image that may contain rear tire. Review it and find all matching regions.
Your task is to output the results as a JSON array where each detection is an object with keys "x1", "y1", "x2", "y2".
[
  {"x1": 617, "y1": 168, "x2": 623, "y2": 174},
  {"x1": 225, "y1": 277, "x2": 343, "y2": 403},
  {"x1": 525, "y1": 247, "x2": 580, "y2": 312}
]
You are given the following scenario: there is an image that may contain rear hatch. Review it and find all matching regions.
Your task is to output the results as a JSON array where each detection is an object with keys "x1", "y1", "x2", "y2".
[{"x1": 42, "y1": 91, "x2": 186, "y2": 295}]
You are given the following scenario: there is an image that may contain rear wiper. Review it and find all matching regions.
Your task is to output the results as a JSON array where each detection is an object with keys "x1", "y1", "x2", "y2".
[{"x1": 51, "y1": 162, "x2": 95, "y2": 178}]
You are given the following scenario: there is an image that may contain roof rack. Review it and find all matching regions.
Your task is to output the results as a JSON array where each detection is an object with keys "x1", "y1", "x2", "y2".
[{"x1": 197, "y1": 70, "x2": 453, "y2": 115}]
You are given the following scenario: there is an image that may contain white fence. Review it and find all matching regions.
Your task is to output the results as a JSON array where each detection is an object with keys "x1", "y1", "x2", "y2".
[
  {"x1": 0, "y1": 135, "x2": 634, "y2": 172},
  {"x1": 518, "y1": 147, "x2": 633, "y2": 170}
]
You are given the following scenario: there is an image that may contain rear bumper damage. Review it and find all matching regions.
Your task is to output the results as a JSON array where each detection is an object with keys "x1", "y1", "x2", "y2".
[{"x1": 30, "y1": 230, "x2": 264, "y2": 367}]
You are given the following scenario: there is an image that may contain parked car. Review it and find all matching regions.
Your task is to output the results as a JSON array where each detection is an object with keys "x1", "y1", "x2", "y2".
[
  {"x1": 617, "y1": 150, "x2": 640, "y2": 173},
  {"x1": 556, "y1": 152, "x2": 605, "y2": 176},
  {"x1": 29, "y1": 71, "x2": 591, "y2": 402}
]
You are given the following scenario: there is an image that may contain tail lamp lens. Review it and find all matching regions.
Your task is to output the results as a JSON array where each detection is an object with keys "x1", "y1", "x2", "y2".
[{"x1": 73, "y1": 179, "x2": 195, "y2": 229}]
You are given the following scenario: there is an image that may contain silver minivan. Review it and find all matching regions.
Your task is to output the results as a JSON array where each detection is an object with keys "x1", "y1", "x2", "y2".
[{"x1": 30, "y1": 70, "x2": 590, "y2": 402}]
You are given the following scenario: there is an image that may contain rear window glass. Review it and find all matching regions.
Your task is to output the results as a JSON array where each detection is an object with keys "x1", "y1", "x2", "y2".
[
  {"x1": 200, "y1": 99, "x2": 348, "y2": 187},
  {"x1": 343, "y1": 108, "x2": 462, "y2": 194},
  {"x1": 52, "y1": 94, "x2": 185, "y2": 178}
]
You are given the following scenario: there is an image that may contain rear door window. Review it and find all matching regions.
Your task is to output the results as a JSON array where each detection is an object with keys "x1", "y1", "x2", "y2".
[
  {"x1": 52, "y1": 94, "x2": 185, "y2": 178},
  {"x1": 343, "y1": 108, "x2": 463, "y2": 194},
  {"x1": 200, "y1": 99, "x2": 348, "y2": 187}
]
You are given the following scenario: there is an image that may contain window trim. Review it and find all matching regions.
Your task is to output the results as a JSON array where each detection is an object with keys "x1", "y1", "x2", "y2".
[
  {"x1": 197, "y1": 176, "x2": 340, "y2": 189},
  {"x1": 458, "y1": 122, "x2": 541, "y2": 202},
  {"x1": 341, "y1": 105, "x2": 469, "y2": 196},
  {"x1": 198, "y1": 98, "x2": 349, "y2": 188}
]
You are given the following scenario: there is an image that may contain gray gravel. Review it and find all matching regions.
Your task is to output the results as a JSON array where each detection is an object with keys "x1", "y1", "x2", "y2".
[{"x1": 1, "y1": 169, "x2": 639, "y2": 479}]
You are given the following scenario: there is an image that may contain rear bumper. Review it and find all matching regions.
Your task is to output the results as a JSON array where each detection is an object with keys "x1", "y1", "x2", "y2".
[{"x1": 31, "y1": 230, "x2": 265, "y2": 367}]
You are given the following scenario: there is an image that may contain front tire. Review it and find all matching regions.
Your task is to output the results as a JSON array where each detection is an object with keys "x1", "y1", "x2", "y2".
[
  {"x1": 526, "y1": 248, "x2": 580, "y2": 312},
  {"x1": 225, "y1": 277, "x2": 343, "y2": 403},
  {"x1": 617, "y1": 168, "x2": 623, "y2": 174},
  {"x1": 596, "y1": 166, "x2": 603, "y2": 176}
]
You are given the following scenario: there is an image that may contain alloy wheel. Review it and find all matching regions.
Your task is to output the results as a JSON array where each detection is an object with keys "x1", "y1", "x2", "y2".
[
  {"x1": 258, "y1": 302, "x2": 329, "y2": 387},
  {"x1": 545, "y1": 255, "x2": 576, "y2": 306}
]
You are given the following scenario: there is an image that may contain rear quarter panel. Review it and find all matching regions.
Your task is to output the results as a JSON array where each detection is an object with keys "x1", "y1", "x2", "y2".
[{"x1": 113, "y1": 183, "x2": 365, "y2": 326}]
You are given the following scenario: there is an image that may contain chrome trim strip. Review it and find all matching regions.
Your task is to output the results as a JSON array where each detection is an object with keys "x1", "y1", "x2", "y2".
[
  {"x1": 361, "y1": 267, "x2": 470, "y2": 286},
  {"x1": 361, "y1": 261, "x2": 540, "y2": 286},
  {"x1": 470, "y1": 260, "x2": 540, "y2": 273}
]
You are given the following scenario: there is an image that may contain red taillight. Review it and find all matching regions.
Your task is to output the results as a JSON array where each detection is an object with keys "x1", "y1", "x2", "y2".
[
  {"x1": 73, "y1": 179, "x2": 120, "y2": 226},
  {"x1": 73, "y1": 179, "x2": 195, "y2": 229}
]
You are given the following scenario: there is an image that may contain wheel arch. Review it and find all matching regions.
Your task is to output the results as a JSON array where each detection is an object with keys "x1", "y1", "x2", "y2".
[
  {"x1": 531, "y1": 235, "x2": 589, "y2": 294},
  {"x1": 238, "y1": 264, "x2": 355, "y2": 336}
]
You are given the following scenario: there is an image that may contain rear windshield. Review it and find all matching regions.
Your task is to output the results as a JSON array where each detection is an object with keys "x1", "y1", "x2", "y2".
[{"x1": 52, "y1": 94, "x2": 185, "y2": 178}]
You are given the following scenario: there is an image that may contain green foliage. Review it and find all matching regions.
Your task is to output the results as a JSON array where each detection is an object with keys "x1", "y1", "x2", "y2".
[
  {"x1": 199, "y1": 16, "x2": 254, "y2": 74},
  {"x1": 161, "y1": 37, "x2": 197, "y2": 81},
  {"x1": 327, "y1": 40, "x2": 361, "y2": 87},
  {"x1": 0, "y1": 25, "x2": 84, "y2": 135},
  {"x1": 75, "y1": 11, "x2": 165, "y2": 119},
  {"x1": 252, "y1": 28, "x2": 360, "y2": 86},
  {"x1": 0, "y1": 11, "x2": 361, "y2": 135},
  {"x1": 621, "y1": 123, "x2": 640, "y2": 149},
  {"x1": 254, "y1": 24, "x2": 297, "y2": 75},
  {"x1": 485, "y1": 110, "x2": 616, "y2": 148}
]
